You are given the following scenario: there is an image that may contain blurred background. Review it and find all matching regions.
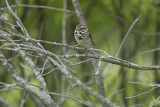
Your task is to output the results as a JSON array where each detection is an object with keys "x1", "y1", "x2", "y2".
[{"x1": 0, "y1": 0, "x2": 160, "y2": 107}]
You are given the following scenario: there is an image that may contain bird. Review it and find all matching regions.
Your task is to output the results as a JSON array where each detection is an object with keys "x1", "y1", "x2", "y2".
[{"x1": 74, "y1": 24, "x2": 96, "y2": 49}]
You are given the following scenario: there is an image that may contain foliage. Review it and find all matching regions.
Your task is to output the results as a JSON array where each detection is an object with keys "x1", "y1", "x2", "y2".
[{"x1": 0, "y1": 0, "x2": 160, "y2": 107}]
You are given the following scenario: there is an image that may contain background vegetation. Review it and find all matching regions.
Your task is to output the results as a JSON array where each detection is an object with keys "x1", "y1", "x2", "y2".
[{"x1": 0, "y1": 0, "x2": 160, "y2": 107}]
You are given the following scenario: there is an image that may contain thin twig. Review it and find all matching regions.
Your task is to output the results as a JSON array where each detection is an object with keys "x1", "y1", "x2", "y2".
[
  {"x1": 116, "y1": 14, "x2": 142, "y2": 57},
  {"x1": 129, "y1": 48, "x2": 160, "y2": 61},
  {"x1": 41, "y1": 57, "x2": 48, "y2": 75},
  {"x1": 128, "y1": 81, "x2": 160, "y2": 87},
  {"x1": 1, "y1": 4, "x2": 75, "y2": 13},
  {"x1": 48, "y1": 92, "x2": 93, "y2": 106},
  {"x1": 0, "y1": 96, "x2": 13, "y2": 107},
  {"x1": 151, "y1": 96, "x2": 160, "y2": 107},
  {"x1": 104, "y1": 14, "x2": 142, "y2": 76},
  {"x1": 5, "y1": 0, "x2": 30, "y2": 37},
  {"x1": 125, "y1": 87, "x2": 157, "y2": 99}
]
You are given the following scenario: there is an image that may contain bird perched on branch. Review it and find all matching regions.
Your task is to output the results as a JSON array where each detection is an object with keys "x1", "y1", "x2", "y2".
[{"x1": 74, "y1": 24, "x2": 96, "y2": 49}]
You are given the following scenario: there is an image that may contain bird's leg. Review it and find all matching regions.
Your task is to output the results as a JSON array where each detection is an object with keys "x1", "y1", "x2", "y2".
[
  {"x1": 72, "y1": 44, "x2": 80, "y2": 49},
  {"x1": 73, "y1": 44, "x2": 80, "y2": 47},
  {"x1": 73, "y1": 44, "x2": 88, "y2": 51},
  {"x1": 85, "y1": 48, "x2": 88, "y2": 50}
]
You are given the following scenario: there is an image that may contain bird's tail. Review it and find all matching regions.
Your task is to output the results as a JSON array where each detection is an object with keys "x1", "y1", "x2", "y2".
[{"x1": 91, "y1": 40, "x2": 96, "y2": 46}]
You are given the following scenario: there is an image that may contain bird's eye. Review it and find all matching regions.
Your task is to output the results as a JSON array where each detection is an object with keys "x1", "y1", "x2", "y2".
[{"x1": 80, "y1": 27, "x2": 85, "y2": 30}]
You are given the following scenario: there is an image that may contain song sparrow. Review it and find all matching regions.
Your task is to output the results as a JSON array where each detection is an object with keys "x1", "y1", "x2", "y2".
[{"x1": 74, "y1": 24, "x2": 96, "y2": 48}]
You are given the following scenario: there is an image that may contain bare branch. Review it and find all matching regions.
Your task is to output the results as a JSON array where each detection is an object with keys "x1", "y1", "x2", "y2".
[
  {"x1": 1, "y1": 35, "x2": 160, "y2": 71},
  {"x1": 129, "y1": 48, "x2": 160, "y2": 61},
  {"x1": 0, "y1": 96, "x2": 13, "y2": 107},
  {"x1": 41, "y1": 57, "x2": 49, "y2": 75},
  {"x1": 128, "y1": 82, "x2": 160, "y2": 87},
  {"x1": 48, "y1": 92, "x2": 93, "y2": 106},
  {"x1": 11, "y1": 36, "x2": 159, "y2": 71},
  {"x1": 152, "y1": 0, "x2": 160, "y2": 3},
  {"x1": 5, "y1": 0, "x2": 30, "y2": 37},
  {"x1": 0, "y1": 54, "x2": 57, "y2": 107},
  {"x1": 151, "y1": 96, "x2": 160, "y2": 106},
  {"x1": 116, "y1": 14, "x2": 142, "y2": 57},
  {"x1": 1, "y1": 4, "x2": 75, "y2": 13},
  {"x1": 62, "y1": 0, "x2": 67, "y2": 54},
  {"x1": 72, "y1": 0, "x2": 86, "y2": 25},
  {"x1": 48, "y1": 57, "x2": 118, "y2": 106},
  {"x1": 125, "y1": 87, "x2": 157, "y2": 99},
  {"x1": 63, "y1": 54, "x2": 160, "y2": 70}
]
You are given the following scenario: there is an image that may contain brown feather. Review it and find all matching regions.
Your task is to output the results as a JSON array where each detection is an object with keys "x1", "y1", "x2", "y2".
[
  {"x1": 88, "y1": 33, "x2": 96, "y2": 46},
  {"x1": 91, "y1": 40, "x2": 96, "y2": 46}
]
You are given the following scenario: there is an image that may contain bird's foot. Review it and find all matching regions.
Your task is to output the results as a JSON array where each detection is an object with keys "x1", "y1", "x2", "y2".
[{"x1": 73, "y1": 44, "x2": 80, "y2": 47}]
